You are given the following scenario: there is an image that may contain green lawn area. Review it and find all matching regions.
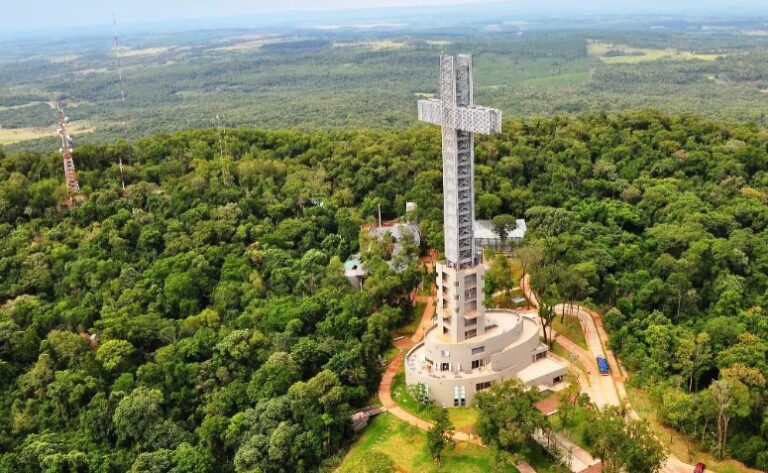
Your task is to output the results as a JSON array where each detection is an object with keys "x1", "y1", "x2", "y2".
[
  {"x1": 551, "y1": 313, "x2": 588, "y2": 350},
  {"x1": 493, "y1": 288, "x2": 527, "y2": 309},
  {"x1": 338, "y1": 412, "x2": 518, "y2": 473},
  {"x1": 509, "y1": 258, "x2": 524, "y2": 282},
  {"x1": 548, "y1": 405, "x2": 592, "y2": 452},
  {"x1": 627, "y1": 387, "x2": 761, "y2": 473},
  {"x1": 551, "y1": 342, "x2": 590, "y2": 378},
  {"x1": 397, "y1": 301, "x2": 426, "y2": 336},
  {"x1": 367, "y1": 368, "x2": 570, "y2": 473}
]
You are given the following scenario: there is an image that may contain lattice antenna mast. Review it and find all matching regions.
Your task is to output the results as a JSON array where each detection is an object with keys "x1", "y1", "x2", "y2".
[
  {"x1": 56, "y1": 102, "x2": 82, "y2": 207},
  {"x1": 113, "y1": 13, "x2": 127, "y2": 192},
  {"x1": 213, "y1": 41, "x2": 231, "y2": 159},
  {"x1": 216, "y1": 114, "x2": 226, "y2": 157}
]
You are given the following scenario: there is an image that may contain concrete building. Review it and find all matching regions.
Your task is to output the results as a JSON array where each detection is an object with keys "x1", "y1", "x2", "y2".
[
  {"x1": 407, "y1": 54, "x2": 565, "y2": 407},
  {"x1": 343, "y1": 222, "x2": 421, "y2": 288}
]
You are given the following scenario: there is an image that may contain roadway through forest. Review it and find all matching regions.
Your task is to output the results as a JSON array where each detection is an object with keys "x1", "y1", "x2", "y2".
[{"x1": 520, "y1": 274, "x2": 709, "y2": 473}]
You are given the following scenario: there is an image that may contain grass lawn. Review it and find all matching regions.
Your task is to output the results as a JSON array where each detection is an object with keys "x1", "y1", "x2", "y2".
[
  {"x1": 551, "y1": 313, "x2": 588, "y2": 350},
  {"x1": 338, "y1": 412, "x2": 517, "y2": 473},
  {"x1": 627, "y1": 386, "x2": 762, "y2": 473},
  {"x1": 551, "y1": 342, "x2": 590, "y2": 378},
  {"x1": 493, "y1": 288, "x2": 527, "y2": 309},
  {"x1": 548, "y1": 405, "x2": 592, "y2": 452},
  {"x1": 397, "y1": 301, "x2": 426, "y2": 336}
]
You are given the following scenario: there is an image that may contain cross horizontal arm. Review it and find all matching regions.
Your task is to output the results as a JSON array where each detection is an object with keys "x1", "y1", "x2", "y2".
[
  {"x1": 417, "y1": 99, "x2": 442, "y2": 126},
  {"x1": 418, "y1": 99, "x2": 502, "y2": 135}
]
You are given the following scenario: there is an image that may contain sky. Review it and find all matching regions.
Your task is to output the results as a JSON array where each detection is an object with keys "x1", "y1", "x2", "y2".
[
  {"x1": 1, "y1": 0, "x2": 767, "y2": 35},
  {"x1": 3, "y1": 0, "x2": 486, "y2": 32}
]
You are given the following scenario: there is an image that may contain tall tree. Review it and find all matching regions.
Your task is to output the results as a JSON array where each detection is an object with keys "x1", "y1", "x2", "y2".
[
  {"x1": 426, "y1": 408, "x2": 455, "y2": 467},
  {"x1": 476, "y1": 379, "x2": 546, "y2": 454},
  {"x1": 674, "y1": 332, "x2": 712, "y2": 392},
  {"x1": 709, "y1": 377, "x2": 752, "y2": 458},
  {"x1": 585, "y1": 405, "x2": 666, "y2": 473}
]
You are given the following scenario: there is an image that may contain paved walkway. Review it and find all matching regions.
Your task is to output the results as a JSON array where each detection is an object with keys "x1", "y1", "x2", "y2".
[
  {"x1": 521, "y1": 275, "x2": 619, "y2": 408},
  {"x1": 521, "y1": 273, "x2": 708, "y2": 473},
  {"x1": 411, "y1": 292, "x2": 435, "y2": 344},
  {"x1": 533, "y1": 429, "x2": 601, "y2": 472},
  {"x1": 515, "y1": 461, "x2": 538, "y2": 473},
  {"x1": 553, "y1": 305, "x2": 621, "y2": 408}
]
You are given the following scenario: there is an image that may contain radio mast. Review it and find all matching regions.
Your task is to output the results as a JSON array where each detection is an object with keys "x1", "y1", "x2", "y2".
[{"x1": 113, "y1": 13, "x2": 127, "y2": 192}]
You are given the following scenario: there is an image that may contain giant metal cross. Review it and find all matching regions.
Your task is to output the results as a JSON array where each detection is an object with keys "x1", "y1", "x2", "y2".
[{"x1": 418, "y1": 54, "x2": 502, "y2": 268}]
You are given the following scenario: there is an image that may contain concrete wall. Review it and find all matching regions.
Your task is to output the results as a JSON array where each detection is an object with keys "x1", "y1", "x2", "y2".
[
  {"x1": 406, "y1": 359, "x2": 522, "y2": 407},
  {"x1": 406, "y1": 314, "x2": 553, "y2": 407},
  {"x1": 436, "y1": 262, "x2": 486, "y2": 342}
]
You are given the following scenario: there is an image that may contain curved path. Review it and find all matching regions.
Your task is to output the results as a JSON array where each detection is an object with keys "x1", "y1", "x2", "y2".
[{"x1": 521, "y1": 274, "x2": 710, "y2": 473}]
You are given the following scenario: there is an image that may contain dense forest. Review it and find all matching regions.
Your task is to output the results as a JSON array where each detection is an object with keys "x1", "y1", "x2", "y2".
[{"x1": 3, "y1": 109, "x2": 768, "y2": 470}]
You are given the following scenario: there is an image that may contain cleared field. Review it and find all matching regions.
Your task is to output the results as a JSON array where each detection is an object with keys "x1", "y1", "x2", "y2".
[
  {"x1": 588, "y1": 40, "x2": 723, "y2": 64},
  {"x1": 521, "y1": 71, "x2": 589, "y2": 87},
  {"x1": 337, "y1": 413, "x2": 513, "y2": 473},
  {"x1": 0, "y1": 102, "x2": 43, "y2": 112},
  {"x1": 118, "y1": 46, "x2": 174, "y2": 57},
  {"x1": 0, "y1": 121, "x2": 93, "y2": 146},
  {"x1": 333, "y1": 40, "x2": 408, "y2": 50}
]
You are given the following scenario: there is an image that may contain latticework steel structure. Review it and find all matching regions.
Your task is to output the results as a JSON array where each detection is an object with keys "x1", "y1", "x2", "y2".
[
  {"x1": 418, "y1": 54, "x2": 502, "y2": 343},
  {"x1": 418, "y1": 54, "x2": 502, "y2": 269},
  {"x1": 56, "y1": 104, "x2": 81, "y2": 207}
]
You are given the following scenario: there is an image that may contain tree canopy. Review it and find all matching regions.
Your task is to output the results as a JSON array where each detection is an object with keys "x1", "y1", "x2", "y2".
[{"x1": 3, "y1": 109, "x2": 768, "y2": 468}]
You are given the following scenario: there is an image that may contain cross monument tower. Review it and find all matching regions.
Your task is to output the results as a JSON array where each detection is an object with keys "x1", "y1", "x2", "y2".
[{"x1": 418, "y1": 54, "x2": 502, "y2": 343}]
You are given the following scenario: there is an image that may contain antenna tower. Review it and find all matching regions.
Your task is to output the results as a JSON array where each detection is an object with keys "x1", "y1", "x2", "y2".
[
  {"x1": 113, "y1": 13, "x2": 127, "y2": 192},
  {"x1": 56, "y1": 102, "x2": 82, "y2": 207}
]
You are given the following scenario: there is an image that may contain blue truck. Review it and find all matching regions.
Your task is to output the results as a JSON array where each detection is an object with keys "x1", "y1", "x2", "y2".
[{"x1": 596, "y1": 356, "x2": 610, "y2": 375}]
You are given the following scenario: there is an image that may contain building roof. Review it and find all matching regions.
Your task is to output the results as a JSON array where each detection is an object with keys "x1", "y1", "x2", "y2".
[
  {"x1": 369, "y1": 223, "x2": 421, "y2": 247},
  {"x1": 474, "y1": 219, "x2": 526, "y2": 240},
  {"x1": 517, "y1": 357, "x2": 567, "y2": 384},
  {"x1": 344, "y1": 254, "x2": 363, "y2": 270}
]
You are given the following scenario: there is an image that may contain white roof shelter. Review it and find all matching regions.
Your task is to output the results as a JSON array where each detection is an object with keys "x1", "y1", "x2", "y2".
[{"x1": 474, "y1": 219, "x2": 527, "y2": 241}]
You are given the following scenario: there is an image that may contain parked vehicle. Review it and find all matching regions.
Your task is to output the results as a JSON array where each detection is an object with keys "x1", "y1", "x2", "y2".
[
  {"x1": 596, "y1": 356, "x2": 609, "y2": 375},
  {"x1": 694, "y1": 462, "x2": 705, "y2": 473}
]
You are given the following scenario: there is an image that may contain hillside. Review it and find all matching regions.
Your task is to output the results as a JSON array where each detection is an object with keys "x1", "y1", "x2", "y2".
[{"x1": 1, "y1": 110, "x2": 768, "y2": 470}]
